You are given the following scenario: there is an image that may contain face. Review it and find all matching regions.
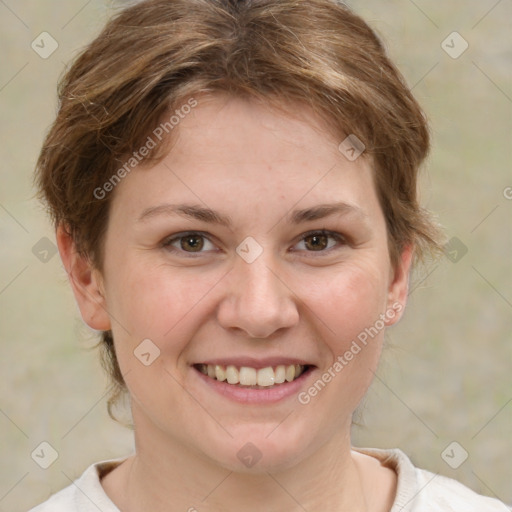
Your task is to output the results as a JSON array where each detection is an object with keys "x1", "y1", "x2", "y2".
[{"x1": 62, "y1": 94, "x2": 411, "y2": 473}]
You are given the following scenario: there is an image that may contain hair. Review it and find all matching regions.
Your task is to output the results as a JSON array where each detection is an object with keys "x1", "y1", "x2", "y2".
[{"x1": 35, "y1": 0, "x2": 443, "y2": 420}]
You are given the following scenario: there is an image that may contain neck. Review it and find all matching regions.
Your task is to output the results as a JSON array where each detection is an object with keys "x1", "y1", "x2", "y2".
[{"x1": 113, "y1": 409, "x2": 368, "y2": 512}]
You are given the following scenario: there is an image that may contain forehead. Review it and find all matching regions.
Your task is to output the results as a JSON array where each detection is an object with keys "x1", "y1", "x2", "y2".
[
  {"x1": 170, "y1": 94, "x2": 342, "y2": 168},
  {"x1": 110, "y1": 94, "x2": 380, "y2": 223}
]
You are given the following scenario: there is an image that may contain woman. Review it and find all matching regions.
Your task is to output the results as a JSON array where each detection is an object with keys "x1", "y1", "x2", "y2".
[{"x1": 29, "y1": 0, "x2": 509, "y2": 510}]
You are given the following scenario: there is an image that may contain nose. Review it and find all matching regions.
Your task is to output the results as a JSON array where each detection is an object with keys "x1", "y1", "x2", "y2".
[{"x1": 216, "y1": 255, "x2": 300, "y2": 339}]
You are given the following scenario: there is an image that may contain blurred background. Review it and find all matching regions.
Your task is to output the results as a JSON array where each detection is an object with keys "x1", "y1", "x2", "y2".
[{"x1": 1, "y1": 0, "x2": 510, "y2": 510}]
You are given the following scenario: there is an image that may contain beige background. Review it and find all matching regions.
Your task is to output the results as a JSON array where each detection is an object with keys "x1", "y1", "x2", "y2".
[{"x1": 0, "y1": 1, "x2": 511, "y2": 510}]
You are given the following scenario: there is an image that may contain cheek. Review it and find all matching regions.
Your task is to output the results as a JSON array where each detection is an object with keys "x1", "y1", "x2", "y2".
[
  {"x1": 303, "y1": 261, "x2": 389, "y2": 352},
  {"x1": 104, "y1": 259, "x2": 226, "y2": 350},
  {"x1": 103, "y1": 262, "x2": 227, "y2": 421},
  {"x1": 294, "y1": 264, "x2": 389, "y2": 422}
]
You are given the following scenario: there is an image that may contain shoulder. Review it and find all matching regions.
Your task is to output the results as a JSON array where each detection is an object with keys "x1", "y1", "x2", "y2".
[
  {"x1": 412, "y1": 467, "x2": 511, "y2": 512},
  {"x1": 27, "y1": 458, "x2": 125, "y2": 512},
  {"x1": 354, "y1": 447, "x2": 511, "y2": 512},
  {"x1": 28, "y1": 483, "x2": 76, "y2": 512}
]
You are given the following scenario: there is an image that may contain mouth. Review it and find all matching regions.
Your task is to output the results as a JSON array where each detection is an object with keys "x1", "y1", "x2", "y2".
[{"x1": 193, "y1": 363, "x2": 313, "y2": 389}]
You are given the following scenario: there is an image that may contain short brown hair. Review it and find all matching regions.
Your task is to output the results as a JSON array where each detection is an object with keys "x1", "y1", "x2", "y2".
[{"x1": 35, "y1": 0, "x2": 443, "y2": 419}]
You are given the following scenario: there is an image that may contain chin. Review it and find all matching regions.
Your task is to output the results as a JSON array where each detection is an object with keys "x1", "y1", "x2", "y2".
[{"x1": 201, "y1": 424, "x2": 315, "y2": 474}]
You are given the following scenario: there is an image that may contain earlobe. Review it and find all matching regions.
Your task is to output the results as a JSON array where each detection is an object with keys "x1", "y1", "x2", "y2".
[
  {"x1": 385, "y1": 244, "x2": 414, "y2": 326},
  {"x1": 56, "y1": 224, "x2": 111, "y2": 331}
]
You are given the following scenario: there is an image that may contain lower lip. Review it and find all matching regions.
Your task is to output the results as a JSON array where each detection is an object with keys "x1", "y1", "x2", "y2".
[{"x1": 192, "y1": 366, "x2": 315, "y2": 404}]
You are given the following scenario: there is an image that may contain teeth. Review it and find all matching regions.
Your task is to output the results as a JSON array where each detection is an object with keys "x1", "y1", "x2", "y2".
[
  {"x1": 197, "y1": 363, "x2": 306, "y2": 387},
  {"x1": 239, "y1": 366, "x2": 257, "y2": 386},
  {"x1": 226, "y1": 365, "x2": 239, "y2": 384},
  {"x1": 215, "y1": 364, "x2": 226, "y2": 382},
  {"x1": 274, "y1": 365, "x2": 286, "y2": 384},
  {"x1": 257, "y1": 367, "x2": 275, "y2": 386}
]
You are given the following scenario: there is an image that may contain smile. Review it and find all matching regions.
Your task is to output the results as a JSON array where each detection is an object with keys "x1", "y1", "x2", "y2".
[{"x1": 194, "y1": 363, "x2": 308, "y2": 388}]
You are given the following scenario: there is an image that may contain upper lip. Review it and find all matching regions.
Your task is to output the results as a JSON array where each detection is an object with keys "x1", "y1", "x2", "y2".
[{"x1": 193, "y1": 357, "x2": 315, "y2": 369}]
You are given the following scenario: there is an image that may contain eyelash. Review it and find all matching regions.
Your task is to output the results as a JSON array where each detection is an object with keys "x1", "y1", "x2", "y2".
[{"x1": 161, "y1": 230, "x2": 347, "y2": 257}]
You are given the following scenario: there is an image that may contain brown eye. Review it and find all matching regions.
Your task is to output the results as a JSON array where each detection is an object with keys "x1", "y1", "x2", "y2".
[
  {"x1": 163, "y1": 232, "x2": 216, "y2": 254},
  {"x1": 293, "y1": 230, "x2": 345, "y2": 253},
  {"x1": 180, "y1": 234, "x2": 204, "y2": 252},
  {"x1": 303, "y1": 233, "x2": 329, "y2": 251}
]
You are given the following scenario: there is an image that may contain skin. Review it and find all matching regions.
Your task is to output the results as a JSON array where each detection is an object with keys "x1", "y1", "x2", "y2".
[{"x1": 58, "y1": 94, "x2": 413, "y2": 512}]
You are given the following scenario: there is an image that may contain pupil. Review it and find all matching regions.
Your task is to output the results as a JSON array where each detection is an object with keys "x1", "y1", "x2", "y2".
[
  {"x1": 182, "y1": 235, "x2": 203, "y2": 251},
  {"x1": 307, "y1": 234, "x2": 327, "y2": 251}
]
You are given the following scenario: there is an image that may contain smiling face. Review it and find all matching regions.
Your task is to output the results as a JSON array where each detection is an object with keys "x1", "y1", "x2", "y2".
[{"x1": 62, "y1": 94, "x2": 412, "y2": 473}]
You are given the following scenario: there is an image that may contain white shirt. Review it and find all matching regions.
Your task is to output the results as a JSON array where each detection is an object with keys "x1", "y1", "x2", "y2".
[{"x1": 28, "y1": 448, "x2": 511, "y2": 511}]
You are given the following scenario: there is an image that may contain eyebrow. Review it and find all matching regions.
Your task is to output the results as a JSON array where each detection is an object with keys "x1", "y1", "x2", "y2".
[{"x1": 137, "y1": 201, "x2": 366, "y2": 226}]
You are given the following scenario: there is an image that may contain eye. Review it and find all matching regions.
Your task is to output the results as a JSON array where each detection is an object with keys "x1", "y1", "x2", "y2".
[
  {"x1": 161, "y1": 230, "x2": 346, "y2": 256},
  {"x1": 162, "y1": 232, "x2": 217, "y2": 254},
  {"x1": 293, "y1": 230, "x2": 346, "y2": 253}
]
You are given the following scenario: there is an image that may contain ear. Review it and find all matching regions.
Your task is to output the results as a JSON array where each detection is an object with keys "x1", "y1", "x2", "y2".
[
  {"x1": 384, "y1": 243, "x2": 414, "y2": 327},
  {"x1": 56, "y1": 224, "x2": 111, "y2": 331}
]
